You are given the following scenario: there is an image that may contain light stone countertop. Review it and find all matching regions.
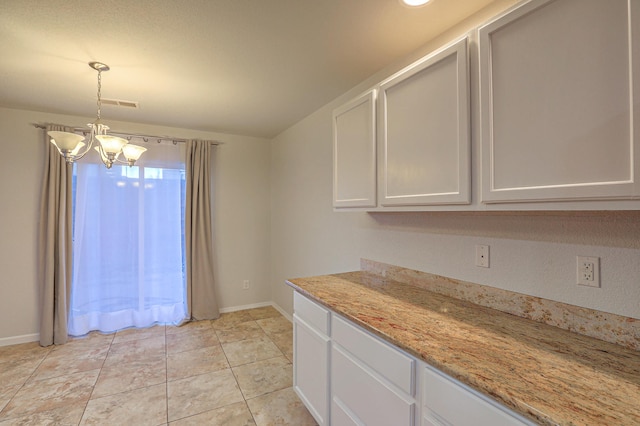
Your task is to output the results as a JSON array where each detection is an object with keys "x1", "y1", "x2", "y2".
[{"x1": 286, "y1": 271, "x2": 640, "y2": 426}]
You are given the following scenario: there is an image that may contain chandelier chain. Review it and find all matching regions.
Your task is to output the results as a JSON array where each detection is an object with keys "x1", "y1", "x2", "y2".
[{"x1": 96, "y1": 69, "x2": 102, "y2": 120}]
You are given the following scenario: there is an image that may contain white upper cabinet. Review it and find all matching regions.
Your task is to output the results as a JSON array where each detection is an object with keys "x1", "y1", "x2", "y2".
[
  {"x1": 333, "y1": 89, "x2": 377, "y2": 208},
  {"x1": 479, "y1": 0, "x2": 640, "y2": 203},
  {"x1": 379, "y1": 37, "x2": 470, "y2": 206},
  {"x1": 333, "y1": 0, "x2": 640, "y2": 211}
]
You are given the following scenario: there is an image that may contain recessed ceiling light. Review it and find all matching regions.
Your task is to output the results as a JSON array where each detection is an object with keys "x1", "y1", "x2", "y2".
[{"x1": 401, "y1": 0, "x2": 431, "y2": 7}]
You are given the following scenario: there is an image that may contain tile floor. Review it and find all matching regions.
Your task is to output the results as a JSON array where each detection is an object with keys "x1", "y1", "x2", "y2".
[{"x1": 0, "y1": 306, "x2": 318, "y2": 425}]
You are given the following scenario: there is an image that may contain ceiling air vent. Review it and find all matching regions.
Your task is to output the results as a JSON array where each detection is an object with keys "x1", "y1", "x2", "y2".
[{"x1": 101, "y1": 98, "x2": 139, "y2": 109}]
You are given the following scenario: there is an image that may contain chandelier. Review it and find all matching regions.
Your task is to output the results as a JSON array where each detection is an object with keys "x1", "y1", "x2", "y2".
[{"x1": 47, "y1": 62, "x2": 146, "y2": 169}]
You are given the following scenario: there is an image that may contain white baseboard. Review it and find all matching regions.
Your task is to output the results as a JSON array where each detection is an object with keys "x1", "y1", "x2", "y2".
[
  {"x1": 220, "y1": 301, "x2": 292, "y2": 323},
  {"x1": 0, "y1": 333, "x2": 39, "y2": 347},
  {"x1": 219, "y1": 301, "x2": 273, "y2": 314},
  {"x1": 271, "y1": 302, "x2": 293, "y2": 323},
  {"x1": 1, "y1": 302, "x2": 293, "y2": 347}
]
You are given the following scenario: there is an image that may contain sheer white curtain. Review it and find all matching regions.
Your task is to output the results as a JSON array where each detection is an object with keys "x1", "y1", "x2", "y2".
[{"x1": 68, "y1": 141, "x2": 188, "y2": 335}]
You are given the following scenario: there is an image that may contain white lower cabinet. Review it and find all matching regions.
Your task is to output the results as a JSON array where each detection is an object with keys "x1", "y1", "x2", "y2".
[
  {"x1": 332, "y1": 344, "x2": 415, "y2": 425},
  {"x1": 293, "y1": 291, "x2": 534, "y2": 426},
  {"x1": 332, "y1": 315, "x2": 414, "y2": 395},
  {"x1": 293, "y1": 293, "x2": 331, "y2": 425},
  {"x1": 422, "y1": 365, "x2": 534, "y2": 426},
  {"x1": 331, "y1": 398, "x2": 361, "y2": 426},
  {"x1": 331, "y1": 315, "x2": 416, "y2": 425}
]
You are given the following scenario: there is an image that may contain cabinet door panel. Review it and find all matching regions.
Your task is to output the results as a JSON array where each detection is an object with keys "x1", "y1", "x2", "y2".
[
  {"x1": 293, "y1": 316, "x2": 330, "y2": 425},
  {"x1": 332, "y1": 344, "x2": 415, "y2": 426},
  {"x1": 423, "y1": 365, "x2": 533, "y2": 426},
  {"x1": 332, "y1": 398, "x2": 364, "y2": 426},
  {"x1": 333, "y1": 90, "x2": 377, "y2": 208},
  {"x1": 380, "y1": 37, "x2": 470, "y2": 206},
  {"x1": 479, "y1": 0, "x2": 640, "y2": 202}
]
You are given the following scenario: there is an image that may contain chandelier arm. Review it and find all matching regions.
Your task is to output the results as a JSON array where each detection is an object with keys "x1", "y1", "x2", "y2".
[
  {"x1": 113, "y1": 157, "x2": 134, "y2": 167},
  {"x1": 96, "y1": 144, "x2": 115, "y2": 169}
]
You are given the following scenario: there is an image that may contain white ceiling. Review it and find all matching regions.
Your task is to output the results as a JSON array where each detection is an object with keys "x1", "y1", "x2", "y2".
[{"x1": 0, "y1": 0, "x2": 497, "y2": 138}]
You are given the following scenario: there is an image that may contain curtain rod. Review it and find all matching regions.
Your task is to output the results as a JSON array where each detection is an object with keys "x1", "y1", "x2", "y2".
[{"x1": 32, "y1": 123, "x2": 222, "y2": 146}]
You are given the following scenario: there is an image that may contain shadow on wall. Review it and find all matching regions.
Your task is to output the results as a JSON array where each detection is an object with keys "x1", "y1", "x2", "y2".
[{"x1": 367, "y1": 211, "x2": 640, "y2": 249}]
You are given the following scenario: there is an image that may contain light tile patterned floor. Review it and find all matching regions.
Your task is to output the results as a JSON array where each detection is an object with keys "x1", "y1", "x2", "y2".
[{"x1": 0, "y1": 306, "x2": 317, "y2": 425}]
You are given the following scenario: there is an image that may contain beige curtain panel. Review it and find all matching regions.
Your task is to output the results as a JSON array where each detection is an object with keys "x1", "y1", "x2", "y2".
[
  {"x1": 185, "y1": 140, "x2": 219, "y2": 320},
  {"x1": 37, "y1": 124, "x2": 74, "y2": 346}
]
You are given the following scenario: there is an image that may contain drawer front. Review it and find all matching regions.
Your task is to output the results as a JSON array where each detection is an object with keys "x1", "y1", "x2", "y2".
[
  {"x1": 423, "y1": 365, "x2": 533, "y2": 426},
  {"x1": 332, "y1": 314, "x2": 414, "y2": 395},
  {"x1": 332, "y1": 345, "x2": 415, "y2": 426},
  {"x1": 294, "y1": 291, "x2": 330, "y2": 335}
]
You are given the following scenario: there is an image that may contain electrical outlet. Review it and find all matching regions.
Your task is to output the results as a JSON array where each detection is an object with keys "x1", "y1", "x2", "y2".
[
  {"x1": 475, "y1": 245, "x2": 490, "y2": 268},
  {"x1": 577, "y1": 256, "x2": 600, "y2": 287},
  {"x1": 242, "y1": 280, "x2": 250, "y2": 290}
]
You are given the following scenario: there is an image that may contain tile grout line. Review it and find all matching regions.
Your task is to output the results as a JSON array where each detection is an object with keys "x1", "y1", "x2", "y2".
[
  {"x1": 239, "y1": 325, "x2": 297, "y2": 426},
  {"x1": 78, "y1": 332, "x2": 115, "y2": 425},
  {"x1": 215, "y1": 318, "x2": 257, "y2": 423},
  {"x1": 215, "y1": 316, "x2": 274, "y2": 425},
  {"x1": 0, "y1": 344, "x2": 54, "y2": 422},
  {"x1": 0, "y1": 308, "x2": 307, "y2": 425}
]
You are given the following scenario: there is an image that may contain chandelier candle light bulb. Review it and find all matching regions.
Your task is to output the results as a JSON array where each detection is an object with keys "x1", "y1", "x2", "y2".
[{"x1": 46, "y1": 61, "x2": 146, "y2": 169}]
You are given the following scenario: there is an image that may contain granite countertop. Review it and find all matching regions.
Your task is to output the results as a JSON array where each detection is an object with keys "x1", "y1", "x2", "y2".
[{"x1": 286, "y1": 271, "x2": 640, "y2": 426}]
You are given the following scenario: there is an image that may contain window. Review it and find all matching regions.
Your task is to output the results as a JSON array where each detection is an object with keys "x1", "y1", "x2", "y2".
[{"x1": 68, "y1": 142, "x2": 188, "y2": 335}]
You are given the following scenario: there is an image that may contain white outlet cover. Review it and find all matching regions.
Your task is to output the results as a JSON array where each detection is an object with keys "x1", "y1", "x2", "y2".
[
  {"x1": 577, "y1": 256, "x2": 600, "y2": 287},
  {"x1": 476, "y1": 245, "x2": 490, "y2": 268}
]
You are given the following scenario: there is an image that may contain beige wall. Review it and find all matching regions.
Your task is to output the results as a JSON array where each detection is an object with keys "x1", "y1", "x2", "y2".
[
  {"x1": 3, "y1": 0, "x2": 640, "y2": 344},
  {"x1": 269, "y1": 0, "x2": 640, "y2": 320},
  {"x1": 0, "y1": 107, "x2": 271, "y2": 343},
  {"x1": 0, "y1": 109, "x2": 43, "y2": 342}
]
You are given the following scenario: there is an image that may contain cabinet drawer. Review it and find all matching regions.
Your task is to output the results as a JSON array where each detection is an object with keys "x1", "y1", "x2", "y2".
[
  {"x1": 332, "y1": 345, "x2": 415, "y2": 426},
  {"x1": 423, "y1": 365, "x2": 533, "y2": 426},
  {"x1": 332, "y1": 315, "x2": 414, "y2": 395},
  {"x1": 294, "y1": 292, "x2": 330, "y2": 335}
]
